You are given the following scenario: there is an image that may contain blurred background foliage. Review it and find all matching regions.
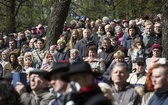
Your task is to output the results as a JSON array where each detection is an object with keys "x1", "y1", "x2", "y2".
[{"x1": 0, "y1": 0, "x2": 162, "y2": 33}]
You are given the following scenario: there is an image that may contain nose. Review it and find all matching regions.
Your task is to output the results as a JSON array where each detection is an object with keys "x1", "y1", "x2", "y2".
[{"x1": 50, "y1": 80, "x2": 55, "y2": 85}]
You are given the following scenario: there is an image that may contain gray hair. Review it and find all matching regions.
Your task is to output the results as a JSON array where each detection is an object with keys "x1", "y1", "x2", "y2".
[
  {"x1": 113, "y1": 63, "x2": 129, "y2": 72},
  {"x1": 70, "y1": 49, "x2": 80, "y2": 55}
]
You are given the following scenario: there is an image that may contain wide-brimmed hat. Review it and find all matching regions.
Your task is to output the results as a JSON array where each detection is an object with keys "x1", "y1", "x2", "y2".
[
  {"x1": 29, "y1": 69, "x2": 48, "y2": 78},
  {"x1": 61, "y1": 62, "x2": 101, "y2": 82},
  {"x1": 44, "y1": 62, "x2": 70, "y2": 81}
]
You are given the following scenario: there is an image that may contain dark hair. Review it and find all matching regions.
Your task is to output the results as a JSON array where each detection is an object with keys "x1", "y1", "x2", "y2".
[
  {"x1": 89, "y1": 46, "x2": 98, "y2": 53},
  {"x1": 37, "y1": 38, "x2": 44, "y2": 43},
  {"x1": 0, "y1": 81, "x2": 21, "y2": 105}
]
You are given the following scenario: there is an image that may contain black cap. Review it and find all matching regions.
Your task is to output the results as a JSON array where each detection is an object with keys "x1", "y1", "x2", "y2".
[
  {"x1": 29, "y1": 69, "x2": 48, "y2": 76},
  {"x1": 61, "y1": 62, "x2": 101, "y2": 82},
  {"x1": 136, "y1": 58, "x2": 146, "y2": 63},
  {"x1": 2, "y1": 73, "x2": 13, "y2": 81},
  {"x1": 44, "y1": 62, "x2": 70, "y2": 81}
]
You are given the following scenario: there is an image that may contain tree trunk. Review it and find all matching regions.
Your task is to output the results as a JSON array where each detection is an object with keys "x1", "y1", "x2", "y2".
[
  {"x1": 162, "y1": 0, "x2": 168, "y2": 59},
  {"x1": 45, "y1": 0, "x2": 71, "y2": 50},
  {"x1": 8, "y1": 0, "x2": 16, "y2": 33}
]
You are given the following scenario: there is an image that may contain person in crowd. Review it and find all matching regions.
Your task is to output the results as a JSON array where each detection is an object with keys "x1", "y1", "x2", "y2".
[
  {"x1": 102, "y1": 16, "x2": 109, "y2": 25},
  {"x1": 98, "y1": 37, "x2": 114, "y2": 69},
  {"x1": 20, "y1": 44, "x2": 30, "y2": 56},
  {"x1": 104, "y1": 50, "x2": 128, "y2": 80},
  {"x1": 91, "y1": 24, "x2": 105, "y2": 47},
  {"x1": 3, "y1": 53, "x2": 22, "y2": 75},
  {"x1": 127, "y1": 58, "x2": 147, "y2": 86},
  {"x1": 32, "y1": 38, "x2": 48, "y2": 69},
  {"x1": 24, "y1": 52, "x2": 34, "y2": 63},
  {"x1": 44, "y1": 62, "x2": 70, "y2": 105},
  {"x1": 147, "y1": 64, "x2": 168, "y2": 105},
  {"x1": 49, "y1": 45, "x2": 57, "y2": 54},
  {"x1": 68, "y1": 49, "x2": 83, "y2": 64},
  {"x1": 0, "y1": 50, "x2": 9, "y2": 68},
  {"x1": 6, "y1": 39, "x2": 20, "y2": 57},
  {"x1": 38, "y1": 26, "x2": 46, "y2": 38},
  {"x1": 22, "y1": 60, "x2": 34, "y2": 73},
  {"x1": 146, "y1": 44, "x2": 164, "y2": 71},
  {"x1": 15, "y1": 69, "x2": 55, "y2": 105},
  {"x1": 16, "y1": 32, "x2": 27, "y2": 49},
  {"x1": 17, "y1": 56, "x2": 24, "y2": 67},
  {"x1": 109, "y1": 21, "x2": 116, "y2": 32},
  {"x1": 115, "y1": 26, "x2": 124, "y2": 45},
  {"x1": 111, "y1": 63, "x2": 141, "y2": 105},
  {"x1": 0, "y1": 81, "x2": 22, "y2": 105},
  {"x1": 29, "y1": 38, "x2": 37, "y2": 51},
  {"x1": 141, "y1": 64, "x2": 156, "y2": 105},
  {"x1": 84, "y1": 46, "x2": 105, "y2": 73},
  {"x1": 0, "y1": 38, "x2": 7, "y2": 51},
  {"x1": 53, "y1": 39, "x2": 70, "y2": 62},
  {"x1": 127, "y1": 37, "x2": 145, "y2": 69},
  {"x1": 61, "y1": 62, "x2": 111, "y2": 105},
  {"x1": 146, "y1": 22, "x2": 162, "y2": 49},
  {"x1": 142, "y1": 24, "x2": 154, "y2": 47},
  {"x1": 75, "y1": 29, "x2": 96, "y2": 58},
  {"x1": 68, "y1": 29, "x2": 81, "y2": 50},
  {"x1": 121, "y1": 26, "x2": 141, "y2": 52}
]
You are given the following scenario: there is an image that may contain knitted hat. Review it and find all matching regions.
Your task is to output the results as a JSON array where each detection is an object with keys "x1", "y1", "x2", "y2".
[{"x1": 151, "y1": 44, "x2": 162, "y2": 52}]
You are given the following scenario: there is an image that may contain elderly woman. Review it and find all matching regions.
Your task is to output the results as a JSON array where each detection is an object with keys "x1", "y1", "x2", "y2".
[
  {"x1": 68, "y1": 49, "x2": 83, "y2": 64},
  {"x1": 84, "y1": 46, "x2": 105, "y2": 73}
]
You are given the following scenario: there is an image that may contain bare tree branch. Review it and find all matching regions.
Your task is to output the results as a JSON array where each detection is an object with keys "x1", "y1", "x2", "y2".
[{"x1": 0, "y1": 1, "x2": 11, "y2": 8}]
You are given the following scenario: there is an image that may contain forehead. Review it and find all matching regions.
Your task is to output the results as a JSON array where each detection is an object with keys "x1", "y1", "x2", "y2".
[
  {"x1": 152, "y1": 67, "x2": 166, "y2": 75},
  {"x1": 112, "y1": 66, "x2": 126, "y2": 72}
]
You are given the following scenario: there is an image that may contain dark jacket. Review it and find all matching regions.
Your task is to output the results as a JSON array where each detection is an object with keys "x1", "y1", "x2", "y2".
[
  {"x1": 148, "y1": 90, "x2": 168, "y2": 105},
  {"x1": 74, "y1": 38, "x2": 96, "y2": 58},
  {"x1": 98, "y1": 46, "x2": 114, "y2": 69},
  {"x1": 76, "y1": 84, "x2": 105, "y2": 105},
  {"x1": 53, "y1": 46, "x2": 70, "y2": 62}
]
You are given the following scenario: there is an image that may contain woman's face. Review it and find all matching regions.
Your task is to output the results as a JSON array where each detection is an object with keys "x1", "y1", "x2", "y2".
[
  {"x1": 106, "y1": 32, "x2": 112, "y2": 38},
  {"x1": 72, "y1": 32, "x2": 78, "y2": 40},
  {"x1": 70, "y1": 52, "x2": 78, "y2": 60},
  {"x1": 57, "y1": 43, "x2": 65, "y2": 50},
  {"x1": 129, "y1": 28, "x2": 135, "y2": 36},
  {"x1": 48, "y1": 57, "x2": 54, "y2": 64},
  {"x1": 89, "y1": 50, "x2": 97, "y2": 58},
  {"x1": 115, "y1": 57, "x2": 124, "y2": 63},
  {"x1": 1, "y1": 52, "x2": 7, "y2": 60},
  {"x1": 10, "y1": 55, "x2": 16, "y2": 62}
]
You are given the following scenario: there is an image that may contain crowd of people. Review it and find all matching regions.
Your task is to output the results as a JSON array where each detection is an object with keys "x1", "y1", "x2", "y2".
[{"x1": 0, "y1": 13, "x2": 167, "y2": 105}]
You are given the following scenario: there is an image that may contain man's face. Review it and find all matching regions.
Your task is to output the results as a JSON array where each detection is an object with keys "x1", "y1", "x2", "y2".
[
  {"x1": 135, "y1": 62, "x2": 146, "y2": 73},
  {"x1": 30, "y1": 74, "x2": 47, "y2": 91},
  {"x1": 129, "y1": 28, "x2": 135, "y2": 36},
  {"x1": 105, "y1": 25, "x2": 111, "y2": 32},
  {"x1": 145, "y1": 25, "x2": 153, "y2": 35},
  {"x1": 83, "y1": 30, "x2": 90, "y2": 39},
  {"x1": 37, "y1": 41, "x2": 44, "y2": 49},
  {"x1": 9, "y1": 41, "x2": 15, "y2": 49},
  {"x1": 151, "y1": 67, "x2": 168, "y2": 92},
  {"x1": 102, "y1": 40, "x2": 111, "y2": 49},
  {"x1": 154, "y1": 23, "x2": 161, "y2": 34},
  {"x1": 111, "y1": 66, "x2": 129, "y2": 85},
  {"x1": 50, "y1": 72, "x2": 67, "y2": 93}
]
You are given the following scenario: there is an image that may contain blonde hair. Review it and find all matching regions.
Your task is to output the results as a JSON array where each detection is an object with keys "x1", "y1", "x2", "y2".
[
  {"x1": 24, "y1": 52, "x2": 34, "y2": 62},
  {"x1": 114, "y1": 50, "x2": 125, "y2": 59}
]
